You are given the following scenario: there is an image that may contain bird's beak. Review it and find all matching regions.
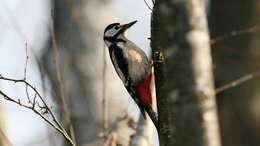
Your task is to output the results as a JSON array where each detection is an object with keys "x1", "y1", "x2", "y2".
[{"x1": 121, "y1": 20, "x2": 137, "y2": 31}]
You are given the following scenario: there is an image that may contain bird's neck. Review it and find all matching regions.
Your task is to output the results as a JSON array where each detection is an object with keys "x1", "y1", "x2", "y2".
[{"x1": 104, "y1": 35, "x2": 127, "y2": 48}]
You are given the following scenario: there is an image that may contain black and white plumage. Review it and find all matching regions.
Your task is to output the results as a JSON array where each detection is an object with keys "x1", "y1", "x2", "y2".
[{"x1": 103, "y1": 20, "x2": 158, "y2": 128}]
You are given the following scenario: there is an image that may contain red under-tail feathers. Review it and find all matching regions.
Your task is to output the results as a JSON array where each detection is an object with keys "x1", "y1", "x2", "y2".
[
  {"x1": 137, "y1": 73, "x2": 153, "y2": 107},
  {"x1": 136, "y1": 73, "x2": 158, "y2": 129}
]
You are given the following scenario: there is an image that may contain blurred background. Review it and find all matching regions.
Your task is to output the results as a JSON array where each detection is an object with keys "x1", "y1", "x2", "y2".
[{"x1": 0, "y1": 0, "x2": 260, "y2": 146}]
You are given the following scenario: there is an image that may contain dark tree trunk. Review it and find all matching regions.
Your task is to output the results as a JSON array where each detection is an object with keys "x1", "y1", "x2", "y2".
[{"x1": 151, "y1": 0, "x2": 221, "y2": 146}]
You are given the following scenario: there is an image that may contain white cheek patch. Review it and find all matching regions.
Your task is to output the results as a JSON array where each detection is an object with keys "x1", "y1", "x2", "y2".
[{"x1": 124, "y1": 31, "x2": 128, "y2": 36}]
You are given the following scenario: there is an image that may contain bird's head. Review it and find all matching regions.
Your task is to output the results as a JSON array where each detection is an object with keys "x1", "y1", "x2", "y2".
[{"x1": 103, "y1": 20, "x2": 137, "y2": 44}]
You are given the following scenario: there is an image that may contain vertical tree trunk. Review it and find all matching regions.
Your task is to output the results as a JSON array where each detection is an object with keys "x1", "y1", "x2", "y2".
[
  {"x1": 210, "y1": 0, "x2": 260, "y2": 146},
  {"x1": 151, "y1": 0, "x2": 221, "y2": 146}
]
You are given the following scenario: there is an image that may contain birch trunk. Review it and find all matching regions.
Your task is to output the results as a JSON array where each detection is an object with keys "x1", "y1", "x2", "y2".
[
  {"x1": 151, "y1": 0, "x2": 221, "y2": 145},
  {"x1": 0, "y1": 102, "x2": 8, "y2": 146}
]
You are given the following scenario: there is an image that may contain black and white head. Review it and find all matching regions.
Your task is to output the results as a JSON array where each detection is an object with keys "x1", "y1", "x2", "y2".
[{"x1": 103, "y1": 20, "x2": 137, "y2": 46}]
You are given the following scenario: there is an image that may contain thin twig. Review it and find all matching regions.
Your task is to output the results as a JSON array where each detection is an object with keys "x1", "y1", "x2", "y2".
[
  {"x1": 0, "y1": 4, "x2": 75, "y2": 145},
  {"x1": 50, "y1": 10, "x2": 77, "y2": 145},
  {"x1": 24, "y1": 42, "x2": 29, "y2": 80},
  {"x1": 216, "y1": 72, "x2": 260, "y2": 94},
  {"x1": 0, "y1": 75, "x2": 75, "y2": 146},
  {"x1": 102, "y1": 44, "x2": 108, "y2": 134},
  {"x1": 211, "y1": 23, "x2": 260, "y2": 45},
  {"x1": 24, "y1": 42, "x2": 31, "y2": 103},
  {"x1": 143, "y1": 0, "x2": 153, "y2": 11},
  {"x1": 25, "y1": 84, "x2": 31, "y2": 103}
]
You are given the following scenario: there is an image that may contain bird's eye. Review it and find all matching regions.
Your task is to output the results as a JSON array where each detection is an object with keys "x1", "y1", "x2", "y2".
[{"x1": 115, "y1": 25, "x2": 120, "y2": 30}]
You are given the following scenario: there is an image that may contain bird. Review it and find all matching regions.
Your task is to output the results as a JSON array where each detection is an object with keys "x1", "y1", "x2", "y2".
[{"x1": 103, "y1": 20, "x2": 158, "y2": 129}]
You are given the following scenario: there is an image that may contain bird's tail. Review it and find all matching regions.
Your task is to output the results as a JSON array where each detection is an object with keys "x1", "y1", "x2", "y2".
[
  {"x1": 144, "y1": 106, "x2": 158, "y2": 129},
  {"x1": 138, "y1": 104, "x2": 147, "y2": 119}
]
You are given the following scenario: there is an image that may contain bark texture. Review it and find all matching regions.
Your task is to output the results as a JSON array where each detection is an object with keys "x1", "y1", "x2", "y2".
[
  {"x1": 151, "y1": 0, "x2": 221, "y2": 146},
  {"x1": 210, "y1": 0, "x2": 260, "y2": 146}
]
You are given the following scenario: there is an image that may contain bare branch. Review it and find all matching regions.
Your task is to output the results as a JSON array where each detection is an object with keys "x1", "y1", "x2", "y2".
[
  {"x1": 211, "y1": 23, "x2": 260, "y2": 45},
  {"x1": 24, "y1": 42, "x2": 29, "y2": 80},
  {"x1": 1, "y1": 2, "x2": 76, "y2": 145},
  {"x1": 0, "y1": 75, "x2": 75, "y2": 146},
  {"x1": 25, "y1": 84, "x2": 31, "y2": 103},
  {"x1": 216, "y1": 72, "x2": 260, "y2": 94},
  {"x1": 50, "y1": 10, "x2": 77, "y2": 145},
  {"x1": 102, "y1": 44, "x2": 108, "y2": 134}
]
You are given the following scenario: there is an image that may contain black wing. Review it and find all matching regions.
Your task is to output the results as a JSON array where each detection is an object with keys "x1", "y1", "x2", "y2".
[
  {"x1": 108, "y1": 44, "x2": 158, "y2": 128},
  {"x1": 108, "y1": 45, "x2": 139, "y2": 101},
  {"x1": 109, "y1": 44, "x2": 129, "y2": 86}
]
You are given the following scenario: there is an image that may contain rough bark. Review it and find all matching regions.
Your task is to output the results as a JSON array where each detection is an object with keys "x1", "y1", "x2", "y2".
[
  {"x1": 209, "y1": 0, "x2": 260, "y2": 146},
  {"x1": 151, "y1": 0, "x2": 221, "y2": 146}
]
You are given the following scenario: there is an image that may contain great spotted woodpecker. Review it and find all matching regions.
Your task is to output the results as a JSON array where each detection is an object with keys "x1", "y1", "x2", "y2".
[{"x1": 103, "y1": 20, "x2": 158, "y2": 128}]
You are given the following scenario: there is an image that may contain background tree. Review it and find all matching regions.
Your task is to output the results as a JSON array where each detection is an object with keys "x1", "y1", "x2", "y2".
[
  {"x1": 0, "y1": 102, "x2": 8, "y2": 146},
  {"x1": 151, "y1": 0, "x2": 221, "y2": 146},
  {"x1": 210, "y1": 0, "x2": 260, "y2": 146}
]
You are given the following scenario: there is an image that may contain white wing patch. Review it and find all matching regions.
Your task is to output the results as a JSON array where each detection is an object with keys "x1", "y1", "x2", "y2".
[{"x1": 128, "y1": 49, "x2": 142, "y2": 63}]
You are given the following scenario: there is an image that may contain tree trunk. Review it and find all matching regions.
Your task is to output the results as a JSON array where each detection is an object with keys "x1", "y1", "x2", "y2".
[
  {"x1": 0, "y1": 102, "x2": 8, "y2": 146},
  {"x1": 151, "y1": 0, "x2": 221, "y2": 146},
  {"x1": 209, "y1": 0, "x2": 260, "y2": 146}
]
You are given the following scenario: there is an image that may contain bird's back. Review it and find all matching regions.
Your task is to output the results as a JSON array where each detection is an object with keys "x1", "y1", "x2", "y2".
[{"x1": 119, "y1": 39, "x2": 151, "y2": 86}]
